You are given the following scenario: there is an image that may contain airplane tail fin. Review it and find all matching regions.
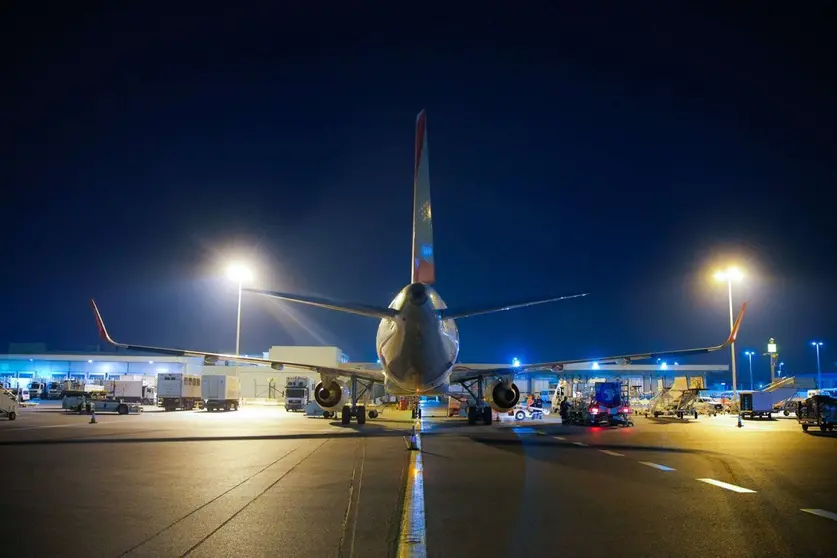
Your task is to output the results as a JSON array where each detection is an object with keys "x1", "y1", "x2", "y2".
[{"x1": 411, "y1": 109, "x2": 435, "y2": 285}]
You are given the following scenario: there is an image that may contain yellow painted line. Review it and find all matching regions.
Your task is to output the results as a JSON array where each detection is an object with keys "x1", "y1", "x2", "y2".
[{"x1": 397, "y1": 422, "x2": 426, "y2": 558}]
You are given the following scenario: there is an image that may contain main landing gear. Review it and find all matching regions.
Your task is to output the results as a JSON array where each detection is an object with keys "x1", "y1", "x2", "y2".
[
  {"x1": 458, "y1": 378, "x2": 493, "y2": 425},
  {"x1": 339, "y1": 376, "x2": 375, "y2": 425}
]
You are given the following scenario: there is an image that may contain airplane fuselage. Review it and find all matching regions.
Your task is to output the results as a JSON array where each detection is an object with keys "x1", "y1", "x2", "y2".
[{"x1": 376, "y1": 283, "x2": 459, "y2": 395}]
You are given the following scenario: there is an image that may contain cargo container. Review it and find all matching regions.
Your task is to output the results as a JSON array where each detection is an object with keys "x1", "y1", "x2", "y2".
[
  {"x1": 201, "y1": 375, "x2": 241, "y2": 412},
  {"x1": 157, "y1": 373, "x2": 203, "y2": 411},
  {"x1": 106, "y1": 380, "x2": 143, "y2": 402}
]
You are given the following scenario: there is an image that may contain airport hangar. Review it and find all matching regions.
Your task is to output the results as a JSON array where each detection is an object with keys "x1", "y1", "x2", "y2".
[{"x1": 1, "y1": 345, "x2": 729, "y2": 399}]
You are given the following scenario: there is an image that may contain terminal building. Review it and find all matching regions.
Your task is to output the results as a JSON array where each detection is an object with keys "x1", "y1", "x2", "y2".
[{"x1": 0, "y1": 344, "x2": 750, "y2": 400}]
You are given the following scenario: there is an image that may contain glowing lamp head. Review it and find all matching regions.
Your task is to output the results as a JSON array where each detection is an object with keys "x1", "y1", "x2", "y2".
[
  {"x1": 511, "y1": 358, "x2": 521, "y2": 368},
  {"x1": 714, "y1": 266, "x2": 744, "y2": 282},
  {"x1": 227, "y1": 263, "x2": 253, "y2": 284}
]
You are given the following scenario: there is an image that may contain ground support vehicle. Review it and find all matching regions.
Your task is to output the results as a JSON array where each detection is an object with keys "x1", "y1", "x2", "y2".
[
  {"x1": 1, "y1": 389, "x2": 18, "y2": 420},
  {"x1": 797, "y1": 395, "x2": 837, "y2": 432}
]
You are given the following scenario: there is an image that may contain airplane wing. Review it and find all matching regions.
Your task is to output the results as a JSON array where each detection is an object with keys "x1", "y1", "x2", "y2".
[
  {"x1": 450, "y1": 301, "x2": 747, "y2": 383},
  {"x1": 89, "y1": 300, "x2": 385, "y2": 383}
]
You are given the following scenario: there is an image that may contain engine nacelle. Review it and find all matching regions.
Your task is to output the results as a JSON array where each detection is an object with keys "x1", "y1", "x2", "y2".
[
  {"x1": 314, "y1": 380, "x2": 350, "y2": 411},
  {"x1": 484, "y1": 381, "x2": 521, "y2": 412}
]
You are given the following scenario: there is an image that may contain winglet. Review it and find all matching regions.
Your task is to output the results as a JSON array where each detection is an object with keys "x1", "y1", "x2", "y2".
[
  {"x1": 726, "y1": 301, "x2": 748, "y2": 345},
  {"x1": 90, "y1": 299, "x2": 119, "y2": 346}
]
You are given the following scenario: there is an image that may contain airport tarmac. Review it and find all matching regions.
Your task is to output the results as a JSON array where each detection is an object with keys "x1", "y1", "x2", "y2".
[{"x1": 1, "y1": 402, "x2": 836, "y2": 558}]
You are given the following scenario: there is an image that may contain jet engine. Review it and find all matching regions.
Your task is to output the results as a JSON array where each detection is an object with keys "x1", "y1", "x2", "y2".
[
  {"x1": 314, "y1": 380, "x2": 350, "y2": 411},
  {"x1": 484, "y1": 380, "x2": 521, "y2": 412}
]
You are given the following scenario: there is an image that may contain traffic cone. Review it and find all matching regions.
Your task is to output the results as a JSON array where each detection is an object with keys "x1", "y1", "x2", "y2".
[
  {"x1": 737, "y1": 415, "x2": 743, "y2": 428},
  {"x1": 89, "y1": 411, "x2": 97, "y2": 424}
]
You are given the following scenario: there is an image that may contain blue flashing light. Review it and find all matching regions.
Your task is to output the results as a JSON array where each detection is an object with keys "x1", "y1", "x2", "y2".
[
  {"x1": 592, "y1": 362, "x2": 600, "y2": 370},
  {"x1": 511, "y1": 357, "x2": 521, "y2": 368},
  {"x1": 660, "y1": 362, "x2": 667, "y2": 370}
]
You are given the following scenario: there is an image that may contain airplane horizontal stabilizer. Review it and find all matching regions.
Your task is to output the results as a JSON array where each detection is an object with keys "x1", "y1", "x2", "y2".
[
  {"x1": 440, "y1": 292, "x2": 589, "y2": 320},
  {"x1": 242, "y1": 288, "x2": 397, "y2": 319}
]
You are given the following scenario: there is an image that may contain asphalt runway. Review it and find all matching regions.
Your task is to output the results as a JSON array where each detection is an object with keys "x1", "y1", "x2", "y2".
[{"x1": 1, "y1": 402, "x2": 835, "y2": 558}]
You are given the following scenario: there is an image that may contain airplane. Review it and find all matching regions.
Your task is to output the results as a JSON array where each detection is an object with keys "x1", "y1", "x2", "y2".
[{"x1": 90, "y1": 109, "x2": 747, "y2": 426}]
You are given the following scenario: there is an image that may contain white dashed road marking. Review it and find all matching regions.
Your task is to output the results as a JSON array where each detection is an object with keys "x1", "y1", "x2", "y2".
[
  {"x1": 801, "y1": 509, "x2": 837, "y2": 522},
  {"x1": 572, "y1": 441, "x2": 588, "y2": 447},
  {"x1": 639, "y1": 462, "x2": 676, "y2": 471},
  {"x1": 599, "y1": 450, "x2": 624, "y2": 457},
  {"x1": 553, "y1": 436, "x2": 566, "y2": 441},
  {"x1": 696, "y1": 478, "x2": 756, "y2": 493}
]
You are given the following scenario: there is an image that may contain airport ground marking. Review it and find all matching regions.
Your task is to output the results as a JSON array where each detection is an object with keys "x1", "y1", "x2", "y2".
[
  {"x1": 696, "y1": 478, "x2": 756, "y2": 493},
  {"x1": 599, "y1": 450, "x2": 624, "y2": 457},
  {"x1": 800, "y1": 509, "x2": 837, "y2": 522},
  {"x1": 639, "y1": 461, "x2": 676, "y2": 471},
  {"x1": 397, "y1": 420, "x2": 427, "y2": 558},
  {"x1": 572, "y1": 441, "x2": 588, "y2": 447},
  {"x1": 552, "y1": 436, "x2": 566, "y2": 441}
]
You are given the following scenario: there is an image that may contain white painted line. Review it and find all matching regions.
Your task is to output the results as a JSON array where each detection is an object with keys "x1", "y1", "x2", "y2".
[
  {"x1": 599, "y1": 450, "x2": 624, "y2": 457},
  {"x1": 696, "y1": 478, "x2": 756, "y2": 493},
  {"x1": 801, "y1": 509, "x2": 837, "y2": 522},
  {"x1": 397, "y1": 421, "x2": 426, "y2": 558},
  {"x1": 572, "y1": 441, "x2": 588, "y2": 447},
  {"x1": 640, "y1": 461, "x2": 676, "y2": 471},
  {"x1": 553, "y1": 436, "x2": 566, "y2": 441}
]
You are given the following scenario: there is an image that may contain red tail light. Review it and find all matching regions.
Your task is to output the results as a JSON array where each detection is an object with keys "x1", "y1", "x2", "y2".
[{"x1": 590, "y1": 407, "x2": 599, "y2": 414}]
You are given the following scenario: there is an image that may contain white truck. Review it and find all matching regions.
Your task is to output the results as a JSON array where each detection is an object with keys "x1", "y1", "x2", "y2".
[
  {"x1": 202, "y1": 375, "x2": 241, "y2": 412},
  {"x1": 157, "y1": 373, "x2": 203, "y2": 411}
]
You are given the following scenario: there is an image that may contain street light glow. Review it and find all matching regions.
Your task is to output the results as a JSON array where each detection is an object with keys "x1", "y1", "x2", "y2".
[
  {"x1": 227, "y1": 263, "x2": 253, "y2": 284},
  {"x1": 811, "y1": 341, "x2": 823, "y2": 347},
  {"x1": 713, "y1": 266, "x2": 744, "y2": 282}
]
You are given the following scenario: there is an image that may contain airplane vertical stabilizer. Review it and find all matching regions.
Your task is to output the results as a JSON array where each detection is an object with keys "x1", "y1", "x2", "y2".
[{"x1": 411, "y1": 109, "x2": 435, "y2": 285}]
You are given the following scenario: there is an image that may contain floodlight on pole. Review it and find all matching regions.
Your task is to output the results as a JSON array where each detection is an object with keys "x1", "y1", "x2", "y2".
[
  {"x1": 714, "y1": 266, "x2": 744, "y2": 395},
  {"x1": 227, "y1": 263, "x2": 254, "y2": 357},
  {"x1": 811, "y1": 341, "x2": 823, "y2": 388}
]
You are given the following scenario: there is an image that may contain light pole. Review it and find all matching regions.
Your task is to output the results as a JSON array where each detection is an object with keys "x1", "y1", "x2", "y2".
[
  {"x1": 744, "y1": 351, "x2": 754, "y2": 390},
  {"x1": 227, "y1": 263, "x2": 254, "y2": 357},
  {"x1": 714, "y1": 267, "x2": 743, "y2": 396},
  {"x1": 778, "y1": 362, "x2": 784, "y2": 377},
  {"x1": 811, "y1": 341, "x2": 823, "y2": 388}
]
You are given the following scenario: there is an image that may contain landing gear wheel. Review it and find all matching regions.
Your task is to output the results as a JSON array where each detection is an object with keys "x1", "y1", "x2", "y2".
[
  {"x1": 514, "y1": 410, "x2": 526, "y2": 420},
  {"x1": 802, "y1": 424, "x2": 809, "y2": 432},
  {"x1": 693, "y1": 410, "x2": 698, "y2": 420},
  {"x1": 323, "y1": 411, "x2": 332, "y2": 419},
  {"x1": 482, "y1": 407, "x2": 493, "y2": 425},
  {"x1": 341, "y1": 406, "x2": 351, "y2": 425},
  {"x1": 117, "y1": 404, "x2": 128, "y2": 415},
  {"x1": 368, "y1": 410, "x2": 378, "y2": 419},
  {"x1": 357, "y1": 406, "x2": 366, "y2": 425},
  {"x1": 8, "y1": 412, "x2": 15, "y2": 421},
  {"x1": 467, "y1": 406, "x2": 477, "y2": 425}
]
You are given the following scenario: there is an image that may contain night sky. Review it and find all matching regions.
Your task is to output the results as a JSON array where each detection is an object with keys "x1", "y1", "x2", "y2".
[{"x1": 3, "y1": 2, "x2": 836, "y2": 384}]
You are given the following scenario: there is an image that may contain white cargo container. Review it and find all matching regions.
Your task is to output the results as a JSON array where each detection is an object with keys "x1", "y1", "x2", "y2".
[
  {"x1": 202, "y1": 375, "x2": 241, "y2": 412},
  {"x1": 157, "y1": 373, "x2": 203, "y2": 411},
  {"x1": 106, "y1": 380, "x2": 143, "y2": 402}
]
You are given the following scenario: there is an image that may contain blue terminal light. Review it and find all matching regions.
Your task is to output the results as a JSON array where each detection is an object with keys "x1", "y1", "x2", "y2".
[
  {"x1": 660, "y1": 361, "x2": 667, "y2": 370},
  {"x1": 592, "y1": 362, "x2": 600, "y2": 370},
  {"x1": 512, "y1": 357, "x2": 521, "y2": 368}
]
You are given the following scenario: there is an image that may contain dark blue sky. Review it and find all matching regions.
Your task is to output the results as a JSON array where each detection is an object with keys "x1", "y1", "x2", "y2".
[{"x1": 3, "y1": 2, "x2": 836, "y2": 383}]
